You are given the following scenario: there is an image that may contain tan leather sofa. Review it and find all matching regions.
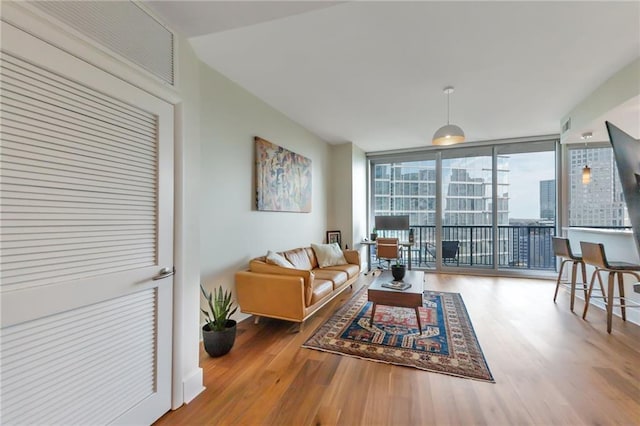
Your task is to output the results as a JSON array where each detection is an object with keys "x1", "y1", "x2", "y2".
[{"x1": 235, "y1": 247, "x2": 361, "y2": 325}]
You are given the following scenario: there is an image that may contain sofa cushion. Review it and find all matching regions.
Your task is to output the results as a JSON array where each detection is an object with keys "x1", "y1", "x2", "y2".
[
  {"x1": 309, "y1": 279, "x2": 333, "y2": 306},
  {"x1": 283, "y1": 248, "x2": 313, "y2": 270},
  {"x1": 265, "y1": 250, "x2": 294, "y2": 268},
  {"x1": 312, "y1": 268, "x2": 348, "y2": 289},
  {"x1": 311, "y1": 243, "x2": 347, "y2": 267},
  {"x1": 304, "y1": 247, "x2": 319, "y2": 269},
  {"x1": 322, "y1": 263, "x2": 360, "y2": 279}
]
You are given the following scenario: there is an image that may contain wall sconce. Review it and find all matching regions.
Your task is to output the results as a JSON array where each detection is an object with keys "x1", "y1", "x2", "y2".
[
  {"x1": 581, "y1": 132, "x2": 592, "y2": 185},
  {"x1": 582, "y1": 165, "x2": 591, "y2": 184}
]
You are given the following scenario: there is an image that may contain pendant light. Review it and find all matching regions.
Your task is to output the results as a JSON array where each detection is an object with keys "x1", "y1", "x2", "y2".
[
  {"x1": 581, "y1": 132, "x2": 592, "y2": 185},
  {"x1": 432, "y1": 86, "x2": 465, "y2": 146}
]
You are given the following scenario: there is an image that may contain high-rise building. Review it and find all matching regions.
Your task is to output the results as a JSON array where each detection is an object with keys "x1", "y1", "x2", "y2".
[
  {"x1": 540, "y1": 179, "x2": 555, "y2": 220},
  {"x1": 569, "y1": 148, "x2": 629, "y2": 227}
]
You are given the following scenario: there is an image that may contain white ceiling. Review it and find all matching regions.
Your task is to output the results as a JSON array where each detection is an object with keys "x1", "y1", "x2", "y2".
[{"x1": 145, "y1": 1, "x2": 640, "y2": 152}]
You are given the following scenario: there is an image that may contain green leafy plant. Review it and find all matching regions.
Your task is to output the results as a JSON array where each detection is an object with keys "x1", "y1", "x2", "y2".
[{"x1": 200, "y1": 284, "x2": 238, "y2": 332}]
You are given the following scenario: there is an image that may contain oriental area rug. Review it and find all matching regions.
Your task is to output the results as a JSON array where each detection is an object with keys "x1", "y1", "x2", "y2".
[{"x1": 303, "y1": 287, "x2": 494, "y2": 383}]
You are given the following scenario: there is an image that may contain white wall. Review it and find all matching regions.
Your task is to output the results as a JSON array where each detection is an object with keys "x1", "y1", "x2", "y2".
[
  {"x1": 351, "y1": 144, "x2": 368, "y2": 264},
  {"x1": 198, "y1": 62, "x2": 332, "y2": 322},
  {"x1": 329, "y1": 143, "x2": 368, "y2": 267},
  {"x1": 172, "y1": 36, "x2": 204, "y2": 405},
  {"x1": 329, "y1": 143, "x2": 353, "y2": 247}
]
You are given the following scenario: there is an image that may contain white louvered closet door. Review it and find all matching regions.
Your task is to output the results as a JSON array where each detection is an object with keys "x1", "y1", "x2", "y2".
[{"x1": 0, "y1": 23, "x2": 174, "y2": 425}]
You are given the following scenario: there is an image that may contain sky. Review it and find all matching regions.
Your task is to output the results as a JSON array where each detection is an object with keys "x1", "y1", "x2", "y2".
[{"x1": 507, "y1": 151, "x2": 555, "y2": 219}]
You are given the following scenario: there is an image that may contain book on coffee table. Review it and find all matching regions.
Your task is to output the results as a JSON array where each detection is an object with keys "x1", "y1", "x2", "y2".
[{"x1": 381, "y1": 281, "x2": 412, "y2": 291}]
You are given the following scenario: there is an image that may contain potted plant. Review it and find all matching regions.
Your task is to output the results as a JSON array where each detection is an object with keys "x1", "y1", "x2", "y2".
[
  {"x1": 391, "y1": 260, "x2": 406, "y2": 281},
  {"x1": 370, "y1": 228, "x2": 378, "y2": 241},
  {"x1": 200, "y1": 284, "x2": 238, "y2": 357}
]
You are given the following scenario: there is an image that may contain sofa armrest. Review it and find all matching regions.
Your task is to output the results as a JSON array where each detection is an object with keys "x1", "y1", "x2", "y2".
[
  {"x1": 235, "y1": 271, "x2": 306, "y2": 321},
  {"x1": 343, "y1": 249, "x2": 360, "y2": 266}
]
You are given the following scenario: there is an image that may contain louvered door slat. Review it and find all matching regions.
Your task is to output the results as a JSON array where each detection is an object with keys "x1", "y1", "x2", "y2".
[
  {"x1": 2, "y1": 201, "x2": 154, "y2": 212},
  {"x1": 1, "y1": 176, "x2": 155, "y2": 198},
  {"x1": 1, "y1": 84, "x2": 157, "y2": 141},
  {"x1": 1, "y1": 230, "x2": 153, "y2": 243},
  {"x1": 1, "y1": 104, "x2": 156, "y2": 152},
  {"x1": 1, "y1": 59, "x2": 156, "y2": 131},
  {"x1": 0, "y1": 289, "x2": 157, "y2": 425},
  {"x1": 1, "y1": 99, "x2": 157, "y2": 150},
  {"x1": 3, "y1": 124, "x2": 157, "y2": 163},
  {"x1": 3, "y1": 252, "x2": 156, "y2": 280},
  {"x1": 1, "y1": 184, "x2": 155, "y2": 204},
  {"x1": 1, "y1": 76, "x2": 156, "y2": 136},
  {"x1": 2, "y1": 166, "x2": 155, "y2": 191},
  {"x1": 2, "y1": 156, "x2": 155, "y2": 185},
  {"x1": 1, "y1": 191, "x2": 154, "y2": 207},
  {"x1": 1, "y1": 224, "x2": 155, "y2": 237},
  {"x1": 2, "y1": 132, "x2": 155, "y2": 170},
  {"x1": 0, "y1": 52, "x2": 156, "y2": 125},
  {"x1": 2, "y1": 313, "x2": 154, "y2": 380}
]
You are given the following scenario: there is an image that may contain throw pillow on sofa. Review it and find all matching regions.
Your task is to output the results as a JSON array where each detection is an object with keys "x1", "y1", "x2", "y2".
[
  {"x1": 265, "y1": 250, "x2": 294, "y2": 268},
  {"x1": 311, "y1": 243, "x2": 347, "y2": 268}
]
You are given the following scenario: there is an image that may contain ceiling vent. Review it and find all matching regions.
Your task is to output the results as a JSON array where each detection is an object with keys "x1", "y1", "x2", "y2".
[
  {"x1": 561, "y1": 118, "x2": 571, "y2": 134},
  {"x1": 32, "y1": 1, "x2": 174, "y2": 85}
]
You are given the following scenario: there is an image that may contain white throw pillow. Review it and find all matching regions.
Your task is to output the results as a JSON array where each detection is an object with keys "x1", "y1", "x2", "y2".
[
  {"x1": 311, "y1": 243, "x2": 347, "y2": 268},
  {"x1": 265, "y1": 250, "x2": 294, "y2": 268}
]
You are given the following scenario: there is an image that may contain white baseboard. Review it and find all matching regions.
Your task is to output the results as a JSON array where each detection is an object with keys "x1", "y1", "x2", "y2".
[{"x1": 183, "y1": 368, "x2": 205, "y2": 404}]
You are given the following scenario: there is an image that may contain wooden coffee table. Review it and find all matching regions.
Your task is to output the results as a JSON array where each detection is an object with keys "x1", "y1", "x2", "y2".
[{"x1": 368, "y1": 270, "x2": 425, "y2": 332}]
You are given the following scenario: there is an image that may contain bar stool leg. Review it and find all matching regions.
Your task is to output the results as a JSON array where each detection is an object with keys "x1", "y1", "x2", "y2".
[
  {"x1": 570, "y1": 261, "x2": 578, "y2": 311},
  {"x1": 617, "y1": 273, "x2": 626, "y2": 321},
  {"x1": 596, "y1": 269, "x2": 607, "y2": 305},
  {"x1": 554, "y1": 259, "x2": 567, "y2": 303},
  {"x1": 580, "y1": 261, "x2": 588, "y2": 299},
  {"x1": 607, "y1": 272, "x2": 615, "y2": 333},
  {"x1": 583, "y1": 270, "x2": 598, "y2": 320}
]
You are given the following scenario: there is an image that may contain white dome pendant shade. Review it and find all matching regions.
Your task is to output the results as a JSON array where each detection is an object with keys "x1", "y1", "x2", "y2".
[{"x1": 432, "y1": 86, "x2": 465, "y2": 146}]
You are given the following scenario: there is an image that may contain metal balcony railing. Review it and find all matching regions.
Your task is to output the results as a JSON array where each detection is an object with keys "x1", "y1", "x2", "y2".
[{"x1": 373, "y1": 225, "x2": 557, "y2": 270}]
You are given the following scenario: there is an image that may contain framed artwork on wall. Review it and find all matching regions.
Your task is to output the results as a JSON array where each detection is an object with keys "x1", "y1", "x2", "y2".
[
  {"x1": 255, "y1": 137, "x2": 312, "y2": 213},
  {"x1": 326, "y1": 230, "x2": 341, "y2": 247}
]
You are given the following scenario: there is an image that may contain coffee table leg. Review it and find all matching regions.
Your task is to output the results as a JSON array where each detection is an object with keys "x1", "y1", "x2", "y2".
[
  {"x1": 415, "y1": 307, "x2": 422, "y2": 334},
  {"x1": 370, "y1": 302, "x2": 377, "y2": 326}
]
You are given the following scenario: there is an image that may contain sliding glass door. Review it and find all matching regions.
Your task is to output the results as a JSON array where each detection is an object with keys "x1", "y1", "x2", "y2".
[
  {"x1": 495, "y1": 142, "x2": 557, "y2": 271},
  {"x1": 440, "y1": 148, "x2": 494, "y2": 270},
  {"x1": 372, "y1": 158, "x2": 437, "y2": 268}
]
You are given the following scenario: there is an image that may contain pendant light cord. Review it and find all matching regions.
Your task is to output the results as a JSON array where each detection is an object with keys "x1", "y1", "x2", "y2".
[{"x1": 447, "y1": 90, "x2": 451, "y2": 125}]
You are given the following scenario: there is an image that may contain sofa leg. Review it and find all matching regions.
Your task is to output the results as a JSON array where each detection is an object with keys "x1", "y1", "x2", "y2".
[
  {"x1": 296, "y1": 322, "x2": 304, "y2": 333},
  {"x1": 254, "y1": 316, "x2": 260, "y2": 325}
]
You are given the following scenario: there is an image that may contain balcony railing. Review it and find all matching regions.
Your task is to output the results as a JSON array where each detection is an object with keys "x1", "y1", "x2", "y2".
[{"x1": 373, "y1": 225, "x2": 557, "y2": 270}]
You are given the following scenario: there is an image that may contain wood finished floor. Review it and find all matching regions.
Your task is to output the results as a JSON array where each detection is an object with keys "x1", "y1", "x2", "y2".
[{"x1": 155, "y1": 272, "x2": 640, "y2": 426}]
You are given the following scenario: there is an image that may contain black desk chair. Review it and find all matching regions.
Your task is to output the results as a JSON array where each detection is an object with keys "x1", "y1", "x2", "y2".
[{"x1": 425, "y1": 241, "x2": 460, "y2": 266}]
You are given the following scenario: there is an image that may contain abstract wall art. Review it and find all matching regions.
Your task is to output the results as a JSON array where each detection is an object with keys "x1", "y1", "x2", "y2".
[{"x1": 255, "y1": 137, "x2": 312, "y2": 212}]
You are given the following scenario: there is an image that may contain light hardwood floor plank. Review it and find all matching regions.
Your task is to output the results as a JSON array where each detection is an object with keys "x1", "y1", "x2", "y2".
[{"x1": 155, "y1": 272, "x2": 640, "y2": 426}]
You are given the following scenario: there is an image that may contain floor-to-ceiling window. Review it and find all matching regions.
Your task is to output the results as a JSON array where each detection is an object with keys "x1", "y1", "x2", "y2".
[
  {"x1": 369, "y1": 138, "x2": 558, "y2": 275},
  {"x1": 441, "y1": 148, "x2": 494, "y2": 270},
  {"x1": 495, "y1": 142, "x2": 557, "y2": 271}
]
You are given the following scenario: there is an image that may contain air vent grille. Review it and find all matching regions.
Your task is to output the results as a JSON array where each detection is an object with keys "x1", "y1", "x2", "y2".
[
  {"x1": 562, "y1": 118, "x2": 571, "y2": 134},
  {"x1": 32, "y1": 1, "x2": 174, "y2": 85}
]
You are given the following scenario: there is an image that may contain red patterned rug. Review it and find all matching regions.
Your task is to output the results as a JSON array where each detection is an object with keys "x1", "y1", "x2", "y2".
[{"x1": 303, "y1": 286, "x2": 494, "y2": 382}]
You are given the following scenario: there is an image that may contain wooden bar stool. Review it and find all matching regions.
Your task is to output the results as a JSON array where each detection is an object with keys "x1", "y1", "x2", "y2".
[
  {"x1": 551, "y1": 237, "x2": 587, "y2": 311},
  {"x1": 580, "y1": 241, "x2": 640, "y2": 333}
]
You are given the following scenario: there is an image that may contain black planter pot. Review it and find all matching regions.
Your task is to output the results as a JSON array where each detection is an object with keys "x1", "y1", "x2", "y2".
[
  {"x1": 391, "y1": 264, "x2": 406, "y2": 281},
  {"x1": 202, "y1": 320, "x2": 237, "y2": 357},
  {"x1": 370, "y1": 233, "x2": 378, "y2": 241}
]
